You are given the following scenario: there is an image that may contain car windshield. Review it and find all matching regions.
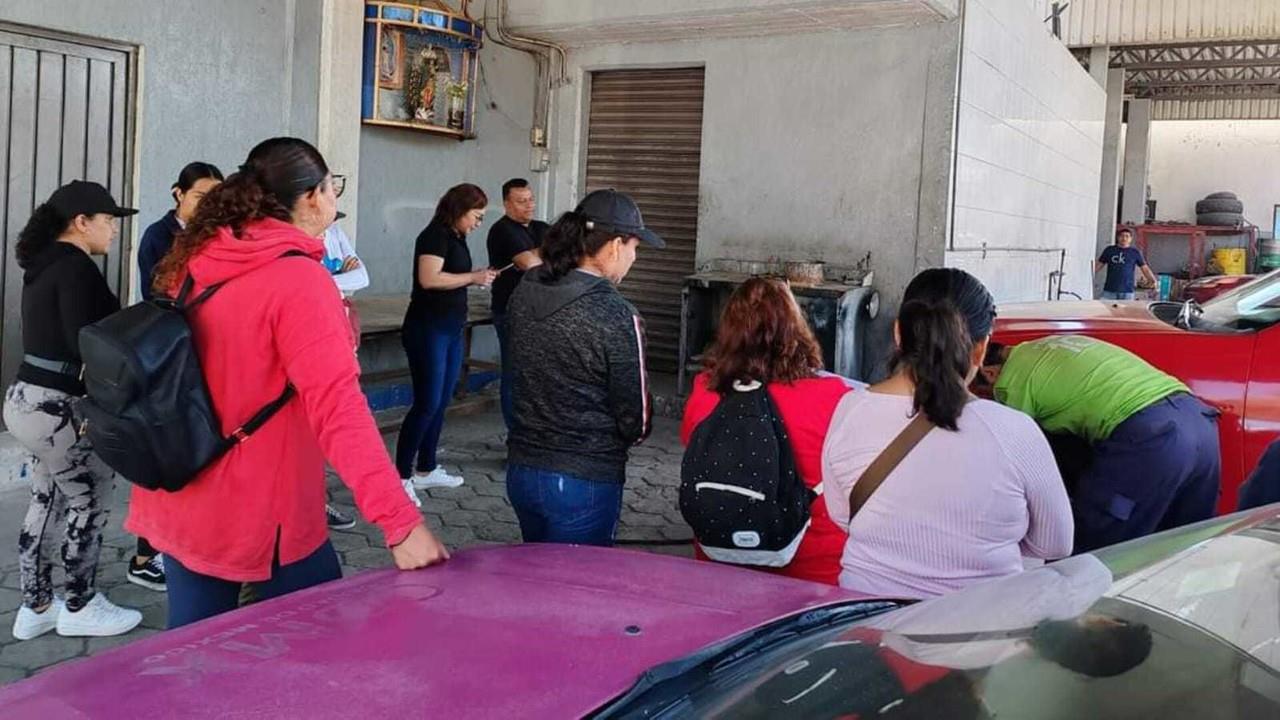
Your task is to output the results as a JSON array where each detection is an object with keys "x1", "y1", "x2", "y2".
[
  {"x1": 597, "y1": 512, "x2": 1280, "y2": 719},
  {"x1": 1198, "y1": 268, "x2": 1280, "y2": 329}
]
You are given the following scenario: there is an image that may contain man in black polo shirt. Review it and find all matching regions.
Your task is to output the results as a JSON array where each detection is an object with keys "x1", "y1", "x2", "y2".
[{"x1": 487, "y1": 178, "x2": 549, "y2": 429}]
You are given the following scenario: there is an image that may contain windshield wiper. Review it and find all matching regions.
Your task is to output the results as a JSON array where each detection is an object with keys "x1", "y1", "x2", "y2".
[{"x1": 592, "y1": 600, "x2": 902, "y2": 719}]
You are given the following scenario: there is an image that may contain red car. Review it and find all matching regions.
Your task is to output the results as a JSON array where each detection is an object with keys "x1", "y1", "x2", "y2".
[
  {"x1": 1183, "y1": 274, "x2": 1256, "y2": 305},
  {"x1": 992, "y1": 269, "x2": 1280, "y2": 513}
]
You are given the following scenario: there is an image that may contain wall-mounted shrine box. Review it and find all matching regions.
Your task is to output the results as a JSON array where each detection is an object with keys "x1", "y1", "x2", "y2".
[{"x1": 362, "y1": 1, "x2": 483, "y2": 139}]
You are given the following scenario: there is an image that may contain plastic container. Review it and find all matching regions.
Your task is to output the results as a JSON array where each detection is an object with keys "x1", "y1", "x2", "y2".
[
  {"x1": 1211, "y1": 247, "x2": 1247, "y2": 275},
  {"x1": 1158, "y1": 274, "x2": 1173, "y2": 300},
  {"x1": 1259, "y1": 239, "x2": 1280, "y2": 271}
]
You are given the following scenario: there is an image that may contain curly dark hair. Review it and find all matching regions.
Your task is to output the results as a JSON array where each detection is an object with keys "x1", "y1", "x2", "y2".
[
  {"x1": 14, "y1": 203, "x2": 73, "y2": 270},
  {"x1": 152, "y1": 137, "x2": 328, "y2": 296},
  {"x1": 702, "y1": 277, "x2": 824, "y2": 394}
]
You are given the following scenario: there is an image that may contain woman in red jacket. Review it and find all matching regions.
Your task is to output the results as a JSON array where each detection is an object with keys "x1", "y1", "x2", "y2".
[
  {"x1": 681, "y1": 277, "x2": 856, "y2": 585},
  {"x1": 130, "y1": 137, "x2": 448, "y2": 628}
]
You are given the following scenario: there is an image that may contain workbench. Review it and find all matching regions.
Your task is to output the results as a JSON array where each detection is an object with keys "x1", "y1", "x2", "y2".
[
  {"x1": 351, "y1": 289, "x2": 498, "y2": 398},
  {"x1": 1124, "y1": 223, "x2": 1259, "y2": 279}
]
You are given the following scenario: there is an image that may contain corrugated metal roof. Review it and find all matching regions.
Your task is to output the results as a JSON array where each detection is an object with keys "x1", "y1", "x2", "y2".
[
  {"x1": 1154, "y1": 97, "x2": 1280, "y2": 119},
  {"x1": 1044, "y1": 0, "x2": 1280, "y2": 47}
]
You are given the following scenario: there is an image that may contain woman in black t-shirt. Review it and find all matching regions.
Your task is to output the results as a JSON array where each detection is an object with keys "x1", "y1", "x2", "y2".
[
  {"x1": 3, "y1": 181, "x2": 144, "y2": 641},
  {"x1": 397, "y1": 184, "x2": 497, "y2": 495}
]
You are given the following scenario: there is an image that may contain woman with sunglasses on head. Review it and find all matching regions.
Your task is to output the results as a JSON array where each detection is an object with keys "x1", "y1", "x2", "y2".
[
  {"x1": 129, "y1": 138, "x2": 449, "y2": 627},
  {"x1": 5, "y1": 180, "x2": 144, "y2": 640},
  {"x1": 397, "y1": 184, "x2": 497, "y2": 496}
]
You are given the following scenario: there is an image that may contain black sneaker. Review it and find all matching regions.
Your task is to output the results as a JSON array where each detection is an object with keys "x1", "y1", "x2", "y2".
[
  {"x1": 326, "y1": 504, "x2": 356, "y2": 530},
  {"x1": 127, "y1": 555, "x2": 166, "y2": 592}
]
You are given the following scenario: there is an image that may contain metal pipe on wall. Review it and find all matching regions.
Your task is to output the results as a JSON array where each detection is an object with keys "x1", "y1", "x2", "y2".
[{"x1": 482, "y1": 0, "x2": 567, "y2": 161}]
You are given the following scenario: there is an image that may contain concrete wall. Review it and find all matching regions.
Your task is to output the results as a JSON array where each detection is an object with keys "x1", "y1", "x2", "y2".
[
  {"x1": 1148, "y1": 120, "x2": 1280, "y2": 232},
  {"x1": 547, "y1": 21, "x2": 962, "y2": 376},
  {"x1": 355, "y1": 42, "x2": 539, "y2": 295},
  {"x1": 947, "y1": 0, "x2": 1105, "y2": 303},
  {"x1": 0, "y1": 0, "x2": 329, "y2": 299}
]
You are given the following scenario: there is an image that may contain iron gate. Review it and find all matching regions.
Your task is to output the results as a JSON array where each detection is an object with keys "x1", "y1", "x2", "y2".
[{"x1": 0, "y1": 24, "x2": 137, "y2": 402}]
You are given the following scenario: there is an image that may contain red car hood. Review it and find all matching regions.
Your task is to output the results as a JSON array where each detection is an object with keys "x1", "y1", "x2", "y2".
[
  {"x1": 0, "y1": 545, "x2": 862, "y2": 719},
  {"x1": 995, "y1": 300, "x2": 1181, "y2": 337}
]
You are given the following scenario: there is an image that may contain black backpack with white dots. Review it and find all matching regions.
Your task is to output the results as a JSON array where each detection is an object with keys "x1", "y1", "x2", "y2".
[{"x1": 679, "y1": 381, "x2": 813, "y2": 566}]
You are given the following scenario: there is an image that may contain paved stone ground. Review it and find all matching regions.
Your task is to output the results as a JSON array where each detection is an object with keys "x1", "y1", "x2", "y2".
[{"x1": 0, "y1": 409, "x2": 690, "y2": 685}]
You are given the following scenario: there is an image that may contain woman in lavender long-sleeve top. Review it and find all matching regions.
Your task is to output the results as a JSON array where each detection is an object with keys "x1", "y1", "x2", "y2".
[{"x1": 822, "y1": 269, "x2": 1073, "y2": 600}]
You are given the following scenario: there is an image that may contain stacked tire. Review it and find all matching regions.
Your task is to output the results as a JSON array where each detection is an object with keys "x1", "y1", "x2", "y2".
[{"x1": 1196, "y1": 192, "x2": 1244, "y2": 227}]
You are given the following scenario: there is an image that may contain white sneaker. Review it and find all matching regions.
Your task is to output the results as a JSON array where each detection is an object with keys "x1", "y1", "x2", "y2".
[
  {"x1": 12, "y1": 598, "x2": 64, "y2": 641},
  {"x1": 56, "y1": 593, "x2": 143, "y2": 637},
  {"x1": 412, "y1": 467, "x2": 465, "y2": 490},
  {"x1": 401, "y1": 478, "x2": 423, "y2": 508}
]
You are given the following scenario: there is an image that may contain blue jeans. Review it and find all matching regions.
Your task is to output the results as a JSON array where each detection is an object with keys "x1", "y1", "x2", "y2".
[
  {"x1": 1100, "y1": 290, "x2": 1135, "y2": 301},
  {"x1": 493, "y1": 312, "x2": 514, "y2": 430},
  {"x1": 166, "y1": 540, "x2": 342, "y2": 628},
  {"x1": 396, "y1": 317, "x2": 465, "y2": 478},
  {"x1": 506, "y1": 464, "x2": 624, "y2": 546},
  {"x1": 1073, "y1": 393, "x2": 1220, "y2": 553}
]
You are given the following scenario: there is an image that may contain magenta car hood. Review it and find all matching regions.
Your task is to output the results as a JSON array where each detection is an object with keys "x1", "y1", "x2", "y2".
[{"x1": 0, "y1": 545, "x2": 859, "y2": 718}]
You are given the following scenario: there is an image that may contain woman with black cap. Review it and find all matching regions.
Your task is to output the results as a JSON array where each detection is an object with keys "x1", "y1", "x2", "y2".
[
  {"x1": 4, "y1": 180, "x2": 144, "y2": 640},
  {"x1": 504, "y1": 189, "x2": 665, "y2": 546}
]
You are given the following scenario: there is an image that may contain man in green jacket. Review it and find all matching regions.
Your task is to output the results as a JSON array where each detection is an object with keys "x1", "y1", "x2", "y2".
[{"x1": 981, "y1": 335, "x2": 1220, "y2": 552}]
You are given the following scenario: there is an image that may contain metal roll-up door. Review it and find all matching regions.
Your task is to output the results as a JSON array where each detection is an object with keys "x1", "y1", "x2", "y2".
[
  {"x1": 584, "y1": 67, "x2": 704, "y2": 374},
  {"x1": 0, "y1": 25, "x2": 137, "y2": 406}
]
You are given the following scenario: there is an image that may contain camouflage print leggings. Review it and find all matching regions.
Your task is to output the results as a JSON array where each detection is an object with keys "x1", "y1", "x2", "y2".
[{"x1": 2, "y1": 382, "x2": 113, "y2": 611}]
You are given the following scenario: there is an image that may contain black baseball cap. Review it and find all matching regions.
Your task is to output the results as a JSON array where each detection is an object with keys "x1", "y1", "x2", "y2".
[
  {"x1": 576, "y1": 189, "x2": 665, "y2": 249},
  {"x1": 48, "y1": 180, "x2": 137, "y2": 218}
]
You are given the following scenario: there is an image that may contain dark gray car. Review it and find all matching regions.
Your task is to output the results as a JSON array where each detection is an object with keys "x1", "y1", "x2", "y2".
[{"x1": 601, "y1": 507, "x2": 1280, "y2": 718}]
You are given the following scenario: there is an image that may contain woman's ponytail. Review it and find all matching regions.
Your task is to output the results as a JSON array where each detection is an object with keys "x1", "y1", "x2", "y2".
[
  {"x1": 541, "y1": 210, "x2": 615, "y2": 280},
  {"x1": 151, "y1": 170, "x2": 289, "y2": 296},
  {"x1": 893, "y1": 268, "x2": 997, "y2": 431},
  {"x1": 152, "y1": 138, "x2": 326, "y2": 296},
  {"x1": 14, "y1": 203, "x2": 71, "y2": 270},
  {"x1": 895, "y1": 297, "x2": 973, "y2": 430}
]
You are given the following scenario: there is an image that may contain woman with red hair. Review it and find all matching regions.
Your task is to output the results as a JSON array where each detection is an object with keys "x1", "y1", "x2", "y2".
[{"x1": 681, "y1": 277, "x2": 856, "y2": 585}]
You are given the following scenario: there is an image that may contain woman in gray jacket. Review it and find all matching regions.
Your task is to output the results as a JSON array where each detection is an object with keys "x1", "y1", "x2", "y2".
[{"x1": 504, "y1": 190, "x2": 665, "y2": 545}]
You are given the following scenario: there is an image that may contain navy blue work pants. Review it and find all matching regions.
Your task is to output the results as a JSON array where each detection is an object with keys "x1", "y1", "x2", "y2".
[{"x1": 1072, "y1": 393, "x2": 1220, "y2": 553}]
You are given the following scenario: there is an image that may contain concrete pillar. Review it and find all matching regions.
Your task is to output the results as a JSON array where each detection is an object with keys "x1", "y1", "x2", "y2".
[
  {"x1": 1121, "y1": 98, "x2": 1153, "y2": 226},
  {"x1": 1095, "y1": 67, "x2": 1125, "y2": 296},
  {"x1": 317, "y1": 0, "x2": 365, "y2": 242},
  {"x1": 1088, "y1": 45, "x2": 1110, "y2": 87}
]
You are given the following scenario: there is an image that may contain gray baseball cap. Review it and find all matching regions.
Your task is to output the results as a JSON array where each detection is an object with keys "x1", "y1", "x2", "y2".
[{"x1": 575, "y1": 189, "x2": 665, "y2": 249}]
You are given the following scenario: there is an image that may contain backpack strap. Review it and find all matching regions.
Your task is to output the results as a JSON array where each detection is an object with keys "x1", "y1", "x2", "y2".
[
  {"x1": 176, "y1": 249, "x2": 310, "y2": 311},
  {"x1": 848, "y1": 413, "x2": 935, "y2": 521},
  {"x1": 189, "y1": 249, "x2": 311, "y2": 450},
  {"x1": 223, "y1": 383, "x2": 296, "y2": 448}
]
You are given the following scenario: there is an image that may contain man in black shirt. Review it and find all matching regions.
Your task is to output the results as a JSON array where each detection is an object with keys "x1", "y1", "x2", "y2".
[{"x1": 487, "y1": 178, "x2": 549, "y2": 429}]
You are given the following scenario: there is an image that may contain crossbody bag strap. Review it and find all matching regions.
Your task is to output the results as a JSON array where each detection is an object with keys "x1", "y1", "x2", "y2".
[{"x1": 848, "y1": 413, "x2": 935, "y2": 521}]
